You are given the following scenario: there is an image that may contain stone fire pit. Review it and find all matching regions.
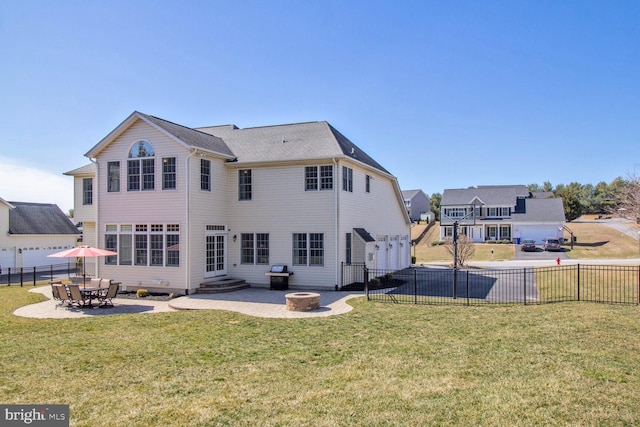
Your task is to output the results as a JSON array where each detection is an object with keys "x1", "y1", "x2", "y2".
[{"x1": 285, "y1": 292, "x2": 320, "y2": 312}]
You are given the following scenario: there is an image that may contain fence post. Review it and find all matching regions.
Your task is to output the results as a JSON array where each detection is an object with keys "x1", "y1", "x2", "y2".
[
  {"x1": 577, "y1": 264, "x2": 580, "y2": 302},
  {"x1": 523, "y1": 268, "x2": 527, "y2": 305},
  {"x1": 466, "y1": 270, "x2": 470, "y2": 306},
  {"x1": 20, "y1": 268, "x2": 24, "y2": 287},
  {"x1": 453, "y1": 267, "x2": 458, "y2": 299},
  {"x1": 6, "y1": 267, "x2": 10, "y2": 286},
  {"x1": 364, "y1": 267, "x2": 369, "y2": 300},
  {"x1": 32, "y1": 266, "x2": 36, "y2": 287},
  {"x1": 414, "y1": 268, "x2": 417, "y2": 304}
]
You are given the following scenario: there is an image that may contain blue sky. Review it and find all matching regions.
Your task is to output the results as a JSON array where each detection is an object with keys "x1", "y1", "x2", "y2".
[{"x1": 1, "y1": 1, "x2": 639, "y2": 213}]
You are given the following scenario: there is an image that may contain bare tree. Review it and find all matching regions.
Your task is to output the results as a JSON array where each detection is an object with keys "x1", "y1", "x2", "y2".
[
  {"x1": 444, "y1": 235, "x2": 475, "y2": 267},
  {"x1": 614, "y1": 174, "x2": 640, "y2": 223}
]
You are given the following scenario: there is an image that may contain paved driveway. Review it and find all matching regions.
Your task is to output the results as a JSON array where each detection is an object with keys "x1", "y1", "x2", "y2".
[{"x1": 513, "y1": 245, "x2": 569, "y2": 261}]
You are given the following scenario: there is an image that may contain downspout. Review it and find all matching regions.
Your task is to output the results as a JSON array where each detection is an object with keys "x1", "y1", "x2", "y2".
[
  {"x1": 185, "y1": 148, "x2": 197, "y2": 294},
  {"x1": 333, "y1": 158, "x2": 339, "y2": 289},
  {"x1": 89, "y1": 158, "x2": 99, "y2": 277}
]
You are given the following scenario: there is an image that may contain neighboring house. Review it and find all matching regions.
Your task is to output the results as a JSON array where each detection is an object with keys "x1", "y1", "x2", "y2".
[
  {"x1": 440, "y1": 185, "x2": 566, "y2": 243},
  {"x1": 67, "y1": 111, "x2": 411, "y2": 294},
  {"x1": 0, "y1": 197, "x2": 79, "y2": 270},
  {"x1": 402, "y1": 189, "x2": 432, "y2": 222}
]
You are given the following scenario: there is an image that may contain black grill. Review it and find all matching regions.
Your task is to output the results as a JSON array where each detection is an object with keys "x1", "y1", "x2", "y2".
[{"x1": 265, "y1": 265, "x2": 293, "y2": 290}]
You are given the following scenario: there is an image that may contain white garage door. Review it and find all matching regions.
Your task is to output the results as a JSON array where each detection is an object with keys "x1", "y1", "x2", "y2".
[
  {"x1": 518, "y1": 225, "x2": 561, "y2": 244},
  {"x1": 22, "y1": 247, "x2": 68, "y2": 268},
  {"x1": 0, "y1": 248, "x2": 15, "y2": 270}
]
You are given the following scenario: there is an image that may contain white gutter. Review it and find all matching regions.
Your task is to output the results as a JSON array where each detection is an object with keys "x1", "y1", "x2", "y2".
[
  {"x1": 333, "y1": 158, "x2": 339, "y2": 289},
  {"x1": 184, "y1": 149, "x2": 197, "y2": 294},
  {"x1": 89, "y1": 157, "x2": 99, "y2": 277}
]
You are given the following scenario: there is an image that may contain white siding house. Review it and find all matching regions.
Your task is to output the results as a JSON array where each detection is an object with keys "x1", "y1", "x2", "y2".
[
  {"x1": 440, "y1": 185, "x2": 566, "y2": 243},
  {"x1": 0, "y1": 197, "x2": 79, "y2": 270},
  {"x1": 71, "y1": 111, "x2": 411, "y2": 294}
]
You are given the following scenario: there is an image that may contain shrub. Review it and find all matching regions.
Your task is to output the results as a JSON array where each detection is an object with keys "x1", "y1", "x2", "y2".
[
  {"x1": 136, "y1": 289, "x2": 149, "y2": 298},
  {"x1": 431, "y1": 240, "x2": 445, "y2": 246}
]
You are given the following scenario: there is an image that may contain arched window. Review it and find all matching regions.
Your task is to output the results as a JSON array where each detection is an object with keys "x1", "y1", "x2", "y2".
[
  {"x1": 129, "y1": 140, "x2": 155, "y2": 158},
  {"x1": 128, "y1": 140, "x2": 155, "y2": 191}
]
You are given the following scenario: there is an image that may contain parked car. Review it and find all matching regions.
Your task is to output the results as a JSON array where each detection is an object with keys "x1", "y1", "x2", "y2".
[
  {"x1": 544, "y1": 238, "x2": 563, "y2": 251},
  {"x1": 520, "y1": 239, "x2": 537, "y2": 252}
]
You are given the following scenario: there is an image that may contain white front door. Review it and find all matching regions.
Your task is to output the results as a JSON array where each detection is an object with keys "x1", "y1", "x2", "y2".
[{"x1": 205, "y1": 233, "x2": 226, "y2": 278}]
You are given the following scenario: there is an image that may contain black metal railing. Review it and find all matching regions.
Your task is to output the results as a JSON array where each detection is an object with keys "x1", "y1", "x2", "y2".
[
  {"x1": 0, "y1": 262, "x2": 79, "y2": 287},
  {"x1": 364, "y1": 265, "x2": 640, "y2": 306},
  {"x1": 340, "y1": 262, "x2": 367, "y2": 290}
]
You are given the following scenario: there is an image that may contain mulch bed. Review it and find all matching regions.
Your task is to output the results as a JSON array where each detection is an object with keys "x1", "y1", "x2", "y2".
[{"x1": 115, "y1": 291, "x2": 173, "y2": 301}]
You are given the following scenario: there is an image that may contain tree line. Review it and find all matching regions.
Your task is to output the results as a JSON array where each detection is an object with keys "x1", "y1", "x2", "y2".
[{"x1": 428, "y1": 176, "x2": 639, "y2": 222}]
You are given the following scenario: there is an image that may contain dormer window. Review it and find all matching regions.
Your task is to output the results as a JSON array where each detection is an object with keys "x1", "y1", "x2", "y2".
[{"x1": 128, "y1": 140, "x2": 155, "y2": 191}]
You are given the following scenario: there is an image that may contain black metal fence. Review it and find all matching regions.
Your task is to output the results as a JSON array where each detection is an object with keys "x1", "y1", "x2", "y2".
[
  {"x1": 0, "y1": 262, "x2": 80, "y2": 287},
  {"x1": 358, "y1": 265, "x2": 640, "y2": 306}
]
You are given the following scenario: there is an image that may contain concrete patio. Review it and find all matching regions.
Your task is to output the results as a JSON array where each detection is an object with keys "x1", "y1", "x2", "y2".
[{"x1": 13, "y1": 286, "x2": 363, "y2": 319}]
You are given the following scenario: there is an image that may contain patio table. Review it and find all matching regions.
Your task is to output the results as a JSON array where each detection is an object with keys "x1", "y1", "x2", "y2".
[{"x1": 77, "y1": 286, "x2": 103, "y2": 307}]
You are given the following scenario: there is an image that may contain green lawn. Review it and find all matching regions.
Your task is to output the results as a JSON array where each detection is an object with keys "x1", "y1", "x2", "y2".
[
  {"x1": 415, "y1": 220, "x2": 640, "y2": 262},
  {"x1": 2, "y1": 285, "x2": 640, "y2": 426}
]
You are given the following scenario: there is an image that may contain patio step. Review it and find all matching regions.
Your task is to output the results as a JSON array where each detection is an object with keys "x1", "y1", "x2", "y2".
[{"x1": 195, "y1": 277, "x2": 250, "y2": 294}]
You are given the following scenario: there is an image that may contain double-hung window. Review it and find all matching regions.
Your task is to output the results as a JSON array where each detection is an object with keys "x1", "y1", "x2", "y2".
[
  {"x1": 128, "y1": 140, "x2": 155, "y2": 191},
  {"x1": 135, "y1": 225, "x2": 148, "y2": 266},
  {"x1": 342, "y1": 166, "x2": 353, "y2": 192},
  {"x1": 292, "y1": 233, "x2": 324, "y2": 266},
  {"x1": 166, "y1": 225, "x2": 180, "y2": 267},
  {"x1": 105, "y1": 225, "x2": 117, "y2": 265},
  {"x1": 162, "y1": 157, "x2": 176, "y2": 190},
  {"x1": 107, "y1": 161, "x2": 120, "y2": 192},
  {"x1": 305, "y1": 166, "x2": 318, "y2": 191},
  {"x1": 305, "y1": 165, "x2": 333, "y2": 191},
  {"x1": 241, "y1": 233, "x2": 269, "y2": 264},
  {"x1": 82, "y1": 178, "x2": 93, "y2": 205},
  {"x1": 150, "y1": 224, "x2": 164, "y2": 266},
  {"x1": 239, "y1": 169, "x2": 251, "y2": 200},
  {"x1": 201, "y1": 159, "x2": 211, "y2": 191},
  {"x1": 241, "y1": 234, "x2": 254, "y2": 264},
  {"x1": 346, "y1": 232, "x2": 352, "y2": 264}
]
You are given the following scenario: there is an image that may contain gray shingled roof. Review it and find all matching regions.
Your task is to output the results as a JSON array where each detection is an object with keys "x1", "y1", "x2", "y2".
[
  {"x1": 8, "y1": 202, "x2": 80, "y2": 235},
  {"x1": 87, "y1": 112, "x2": 391, "y2": 175},
  {"x1": 511, "y1": 198, "x2": 566, "y2": 222},
  {"x1": 442, "y1": 185, "x2": 530, "y2": 206},
  {"x1": 402, "y1": 189, "x2": 422, "y2": 200},
  {"x1": 197, "y1": 121, "x2": 390, "y2": 174},
  {"x1": 139, "y1": 113, "x2": 236, "y2": 158},
  {"x1": 353, "y1": 228, "x2": 375, "y2": 242},
  {"x1": 64, "y1": 163, "x2": 96, "y2": 176}
]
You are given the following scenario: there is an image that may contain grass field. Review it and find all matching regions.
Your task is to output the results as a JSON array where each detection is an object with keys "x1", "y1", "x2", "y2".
[
  {"x1": 2, "y1": 285, "x2": 640, "y2": 426},
  {"x1": 414, "y1": 219, "x2": 640, "y2": 263},
  {"x1": 564, "y1": 221, "x2": 639, "y2": 259}
]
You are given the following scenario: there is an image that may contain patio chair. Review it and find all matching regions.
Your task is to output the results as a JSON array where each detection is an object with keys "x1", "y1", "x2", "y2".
[
  {"x1": 51, "y1": 283, "x2": 61, "y2": 300},
  {"x1": 99, "y1": 282, "x2": 119, "y2": 307},
  {"x1": 67, "y1": 284, "x2": 89, "y2": 308},
  {"x1": 52, "y1": 284, "x2": 70, "y2": 309}
]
